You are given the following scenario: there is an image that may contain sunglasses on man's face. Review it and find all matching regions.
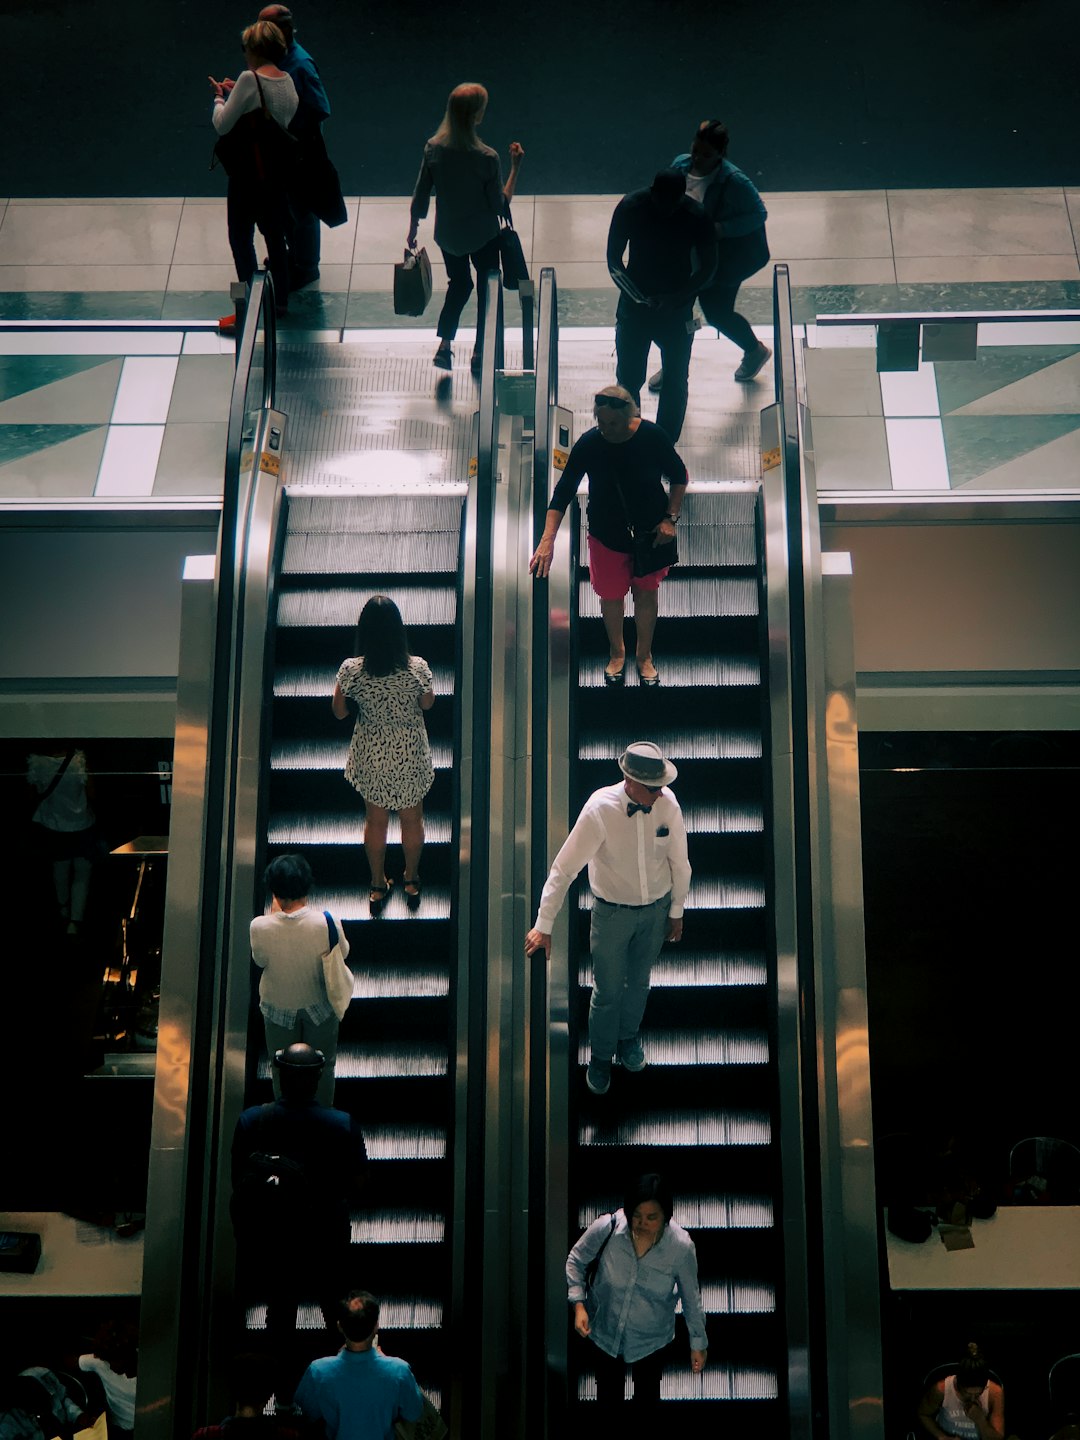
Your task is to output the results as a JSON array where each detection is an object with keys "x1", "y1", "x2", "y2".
[{"x1": 594, "y1": 395, "x2": 630, "y2": 410}]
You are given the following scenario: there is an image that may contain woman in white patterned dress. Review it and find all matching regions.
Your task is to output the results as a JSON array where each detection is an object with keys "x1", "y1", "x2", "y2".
[{"x1": 332, "y1": 595, "x2": 435, "y2": 914}]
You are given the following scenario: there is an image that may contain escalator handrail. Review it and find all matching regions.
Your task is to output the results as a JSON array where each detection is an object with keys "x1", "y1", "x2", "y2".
[{"x1": 769, "y1": 263, "x2": 883, "y2": 1438}]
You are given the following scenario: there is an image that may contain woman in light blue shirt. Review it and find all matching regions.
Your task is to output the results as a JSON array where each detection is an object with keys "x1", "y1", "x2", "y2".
[{"x1": 567, "y1": 1173, "x2": 708, "y2": 1427}]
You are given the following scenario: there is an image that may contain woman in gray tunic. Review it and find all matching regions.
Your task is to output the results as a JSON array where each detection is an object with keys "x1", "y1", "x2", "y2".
[{"x1": 408, "y1": 82, "x2": 524, "y2": 373}]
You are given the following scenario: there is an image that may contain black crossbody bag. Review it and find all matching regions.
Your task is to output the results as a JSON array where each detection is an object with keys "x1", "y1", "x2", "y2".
[{"x1": 612, "y1": 478, "x2": 678, "y2": 578}]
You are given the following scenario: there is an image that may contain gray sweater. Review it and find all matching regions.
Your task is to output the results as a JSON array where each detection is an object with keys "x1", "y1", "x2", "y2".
[{"x1": 411, "y1": 140, "x2": 505, "y2": 256}]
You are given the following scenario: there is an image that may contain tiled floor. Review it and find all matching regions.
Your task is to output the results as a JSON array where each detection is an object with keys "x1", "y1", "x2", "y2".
[{"x1": 0, "y1": 188, "x2": 1078, "y2": 501}]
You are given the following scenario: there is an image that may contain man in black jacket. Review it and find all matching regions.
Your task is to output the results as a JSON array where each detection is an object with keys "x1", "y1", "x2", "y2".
[
  {"x1": 606, "y1": 170, "x2": 718, "y2": 443},
  {"x1": 231, "y1": 1044, "x2": 368, "y2": 1398}
]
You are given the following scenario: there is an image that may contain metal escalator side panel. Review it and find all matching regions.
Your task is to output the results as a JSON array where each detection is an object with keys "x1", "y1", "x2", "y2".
[
  {"x1": 759, "y1": 406, "x2": 814, "y2": 1436},
  {"x1": 139, "y1": 561, "x2": 215, "y2": 1440},
  {"x1": 207, "y1": 410, "x2": 290, "y2": 1385},
  {"x1": 815, "y1": 557, "x2": 883, "y2": 1440}
]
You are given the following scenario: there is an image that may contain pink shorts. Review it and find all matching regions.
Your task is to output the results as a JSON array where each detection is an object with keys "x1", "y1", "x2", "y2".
[{"x1": 587, "y1": 534, "x2": 669, "y2": 600}]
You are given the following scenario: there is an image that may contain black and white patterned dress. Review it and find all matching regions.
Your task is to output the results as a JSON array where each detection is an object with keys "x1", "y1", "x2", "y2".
[{"x1": 337, "y1": 655, "x2": 435, "y2": 809}]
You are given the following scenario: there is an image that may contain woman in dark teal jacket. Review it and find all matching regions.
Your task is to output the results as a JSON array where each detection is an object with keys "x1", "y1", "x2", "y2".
[{"x1": 665, "y1": 119, "x2": 771, "y2": 382}]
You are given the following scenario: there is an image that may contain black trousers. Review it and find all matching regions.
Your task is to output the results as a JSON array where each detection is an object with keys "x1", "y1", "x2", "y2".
[
  {"x1": 591, "y1": 1341, "x2": 670, "y2": 1439},
  {"x1": 615, "y1": 299, "x2": 695, "y2": 443},
  {"x1": 699, "y1": 279, "x2": 758, "y2": 352},
  {"x1": 227, "y1": 176, "x2": 291, "y2": 309},
  {"x1": 437, "y1": 234, "x2": 502, "y2": 345}
]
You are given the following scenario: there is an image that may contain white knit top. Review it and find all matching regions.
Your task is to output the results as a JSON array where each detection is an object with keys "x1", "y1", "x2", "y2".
[
  {"x1": 250, "y1": 906, "x2": 349, "y2": 1023},
  {"x1": 212, "y1": 69, "x2": 298, "y2": 134}
]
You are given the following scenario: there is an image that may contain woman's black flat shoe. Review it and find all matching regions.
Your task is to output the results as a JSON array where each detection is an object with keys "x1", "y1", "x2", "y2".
[
  {"x1": 636, "y1": 663, "x2": 660, "y2": 688},
  {"x1": 403, "y1": 877, "x2": 423, "y2": 912},
  {"x1": 604, "y1": 664, "x2": 626, "y2": 687},
  {"x1": 369, "y1": 879, "x2": 393, "y2": 916}
]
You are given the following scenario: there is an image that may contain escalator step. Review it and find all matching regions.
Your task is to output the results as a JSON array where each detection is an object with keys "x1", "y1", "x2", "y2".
[
  {"x1": 258, "y1": 1042, "x2": 447, "y2": 1081},
  {"x1": 271, "y1": 737, "x2": 453, "y2": 771},
  {"x1": 579, "y1": 1110, "x2": 771, "y2": 1147},
  {"x1": 577, "y1": 1366, "x2": 778, "y2": 1402},
  {"x1": 580, "y1": 952, "x2": 768, "y2": 989},
  {"x1": 579, "y1": 575, "x2": 758, "y2": 620},
  {"x1": 268, "y1": 811, "x2": 453, "y2": 845},
  {"x1": 321, "y1": 886, "x2": 452, "y2": 922},
  {"x1": 577, "y1": 518, "x2": 757, "y2": 568},
  {"x1": 350, "y1": 1210, "x2": 446, "y2": 1244},
  {"x1": 274, "y1": 662, "x2": 454, "y2": 699},
  {"x1": 286, "y1": 493, "x2": 463, "y2": 533},
  {"x1": 682, "y1": 801, "x2": 764, "y2": 834},
  {"x1": 353, "y1": 966, "x2": 450, "y2": 1000},
  {"x1": 578, "y1": 878, "x2": 766, "y2": 911},
  {"x1": 576, "y1": 1030, "x2": 768, "y2": 1067},
  {"x1": 578, "y1": 654, "x2": 760, "y2": 689},
  {"x1": 579, "y1": 729, "x2": 762, "y2": 762},
  {"x1": 365, "y1": 1125, "x2": 447, "y2": 1160},
  {"x1": 246, "y1": 1298, "x2": 444, "y2": 1332},
  {"x1": 693, "y1": 1281, "x2": 776, "y2": 1315},
  {"x1": 283, "y1": 530, "x2": 460, "y2": 577},
  {"x1": 277, "y1": 585, "x2": 457, "y2": 629},
  {"x1": 580, "y1": 1194, "x2": 774, "y2": 1229}
]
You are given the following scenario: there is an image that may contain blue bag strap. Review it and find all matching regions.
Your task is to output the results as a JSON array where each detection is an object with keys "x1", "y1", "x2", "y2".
[{"x1": 324, "y1": 909, "x2": 338, "y2": 949}]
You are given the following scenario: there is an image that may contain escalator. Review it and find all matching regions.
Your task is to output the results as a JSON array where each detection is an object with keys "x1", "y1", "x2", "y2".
[
  {"x1": 564, "y1": 486, "x2": 785, "y2": 1427},
  {"x1": 143, "y1": 265, "x2": 881, "y2": 1440},
  {"x1": 253, "y1": 484, "x2": 465, "y2": 1403}
]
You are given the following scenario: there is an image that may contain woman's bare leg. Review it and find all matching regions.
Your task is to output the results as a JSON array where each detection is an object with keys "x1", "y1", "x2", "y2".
[
  {"x1": 363, "y1": 802, "x2": 390, "y2": 897},
  {"x1": 400, "y1": 803, "x2": 425, "y2": 892}
]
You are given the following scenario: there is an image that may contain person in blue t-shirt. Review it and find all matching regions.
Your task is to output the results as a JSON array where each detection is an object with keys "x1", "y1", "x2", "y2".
[
  {"x1": 294, "y1": 1293, "x2": 426, "y2": 1440},
  {"x1": 650, "y1": 119, "x2": 771, "y2": 392}
]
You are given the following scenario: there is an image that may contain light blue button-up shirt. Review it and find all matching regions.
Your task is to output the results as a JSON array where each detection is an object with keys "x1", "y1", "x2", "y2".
[{"x1": 566, "y1": 1212, "x2": 708, "y2": 1363}]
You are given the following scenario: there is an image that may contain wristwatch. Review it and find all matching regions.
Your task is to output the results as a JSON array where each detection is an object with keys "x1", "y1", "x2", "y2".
[{"x1": 665, "y1": 513, "x2": 680, "y2": 523}]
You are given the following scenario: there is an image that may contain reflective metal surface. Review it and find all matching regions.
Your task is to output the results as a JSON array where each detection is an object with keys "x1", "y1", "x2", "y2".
[
  {"x1": 206, "y1": 405, "x2": 288, "y2": 1406},
  {"x1": 818, "y1": 555, "x2": 883, "y2": 1438},
  {"x1": 776, "y1": 264, "x2": 885, "y2": 1439},
  {"x1": 138, "y1": 561, "x2": 214, "y2": 1440},
  {"x1": 759, "y1": 402, "x2": 814, "y2": 1438}
]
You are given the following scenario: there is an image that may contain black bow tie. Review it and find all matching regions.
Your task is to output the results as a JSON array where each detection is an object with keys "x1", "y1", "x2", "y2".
[{"x1": 627, "y1": 802, "x2": 652, "y2": 817}]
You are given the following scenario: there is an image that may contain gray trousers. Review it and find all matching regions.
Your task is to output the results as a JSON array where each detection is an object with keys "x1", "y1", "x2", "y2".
[
  {"x1": 263, "y1": 1012, "x2": 340, "y2": 1107},
  {"x1": 588, "y1": 894, "x2": 669, "y2": 1062}
]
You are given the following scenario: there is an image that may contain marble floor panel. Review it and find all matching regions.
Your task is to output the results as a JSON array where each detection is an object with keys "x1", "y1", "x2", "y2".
[{"x1": 1, "y1": 186, "x2": 1078, "y2": 504}]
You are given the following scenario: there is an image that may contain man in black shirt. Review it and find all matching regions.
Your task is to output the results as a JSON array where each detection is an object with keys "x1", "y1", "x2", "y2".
[
  {"x1": 231, "y1": 1043, "x2": 368, "y2": 1400},
  {"x1": 606, "y1": 170, "x2": 718, "y2": 443}
]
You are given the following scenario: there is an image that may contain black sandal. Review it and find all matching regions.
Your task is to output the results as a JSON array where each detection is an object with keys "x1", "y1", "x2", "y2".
[
  {"x1": 604, "y1": 659, "x2": 626, "y2": 687},
  {"x1": 369, "y1": 878, "x2": 393, "y2": 916},
  {"x1": 403, "y1": 876, "x2": 423, "y2": 912}
]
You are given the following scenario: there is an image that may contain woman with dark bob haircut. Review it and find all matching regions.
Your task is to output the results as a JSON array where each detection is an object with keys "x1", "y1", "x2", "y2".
[
  {"x1": 332, "y1": 595, "x2": 435, "y2": 914},
  {"x1": 250, "y1": 853, "x2": 348, "y2": 1106},
  {"x1": 566, "y1": 1172, "x2": 707, "y2": 1429}
]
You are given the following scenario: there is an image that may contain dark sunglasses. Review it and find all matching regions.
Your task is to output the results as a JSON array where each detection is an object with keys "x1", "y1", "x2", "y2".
[
  {"x1": 641, "y1": 784, "x2": 663, "y2": 793},
  {"x1": 594, "y1": 394, "x2": 630, "y2": 410}
]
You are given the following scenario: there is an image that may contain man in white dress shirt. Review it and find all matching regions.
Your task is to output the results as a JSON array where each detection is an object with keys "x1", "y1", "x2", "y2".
[{"x1": 525, "y1": 741, "x2": 691, "y2": 1095}]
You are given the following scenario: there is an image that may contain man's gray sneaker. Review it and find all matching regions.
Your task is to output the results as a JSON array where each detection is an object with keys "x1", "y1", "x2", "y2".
[
  {"x1": 647, "y1": 367, "x2": 664, "y2": 393},
  {"x1": 586, "y1": 1058, "x2": 612, "y2": 1095},
  {"x1": 617, "y1": 1034, "x2": 647, "y2": 1072}
]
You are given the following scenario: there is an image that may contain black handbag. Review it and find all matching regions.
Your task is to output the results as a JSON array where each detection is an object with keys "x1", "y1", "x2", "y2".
[
  {"x1": 211, "y1": 75, "x2": 300, "y2": 182},
  {"x1": 394, "y1": 245, "x2": 433, "y2": 316},
  {"x1": 498, "y1": 205, "x2": 529, "y2": 291},
  {"x1": 613, "y1": 478, "x2": 678, "y2": 578}
]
